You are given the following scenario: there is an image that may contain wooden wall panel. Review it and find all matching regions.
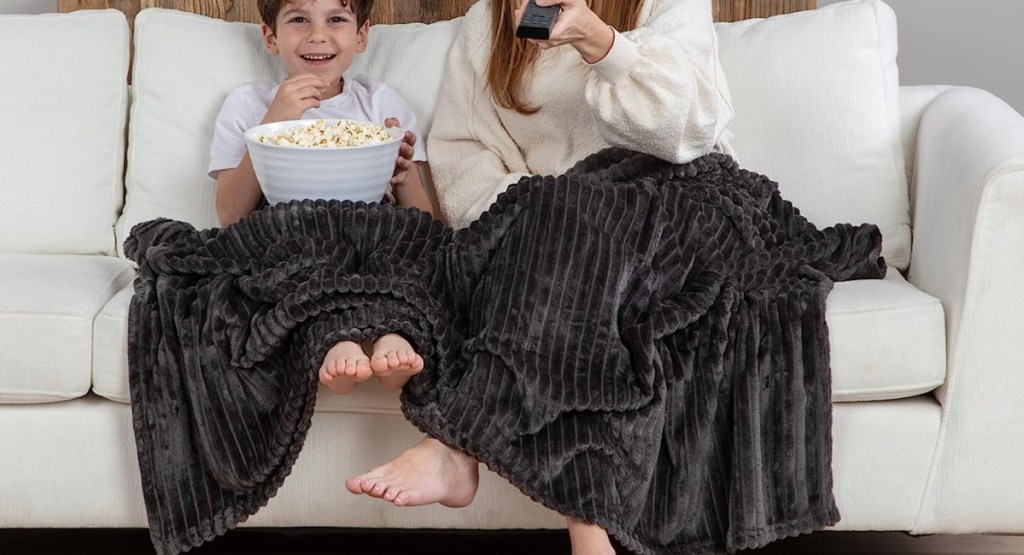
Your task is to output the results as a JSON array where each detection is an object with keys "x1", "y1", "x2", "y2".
[
  {"x1": 714, "y1": 0, "x2": 815, "y2": 22},
  {"x1": 58, "y1": 0, "x2": 141, "y2": 28},
  {"x1": 139, "y1": 0, "x2": 263, "y2": 22},
  {"x1": 59, "y1": 0, "x2": 816, "y2": 25}
]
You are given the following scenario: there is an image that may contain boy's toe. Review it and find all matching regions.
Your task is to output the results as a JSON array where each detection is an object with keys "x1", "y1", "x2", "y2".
[{"x1": 344, "y1": 361, "x2": 359, "y2": 377}]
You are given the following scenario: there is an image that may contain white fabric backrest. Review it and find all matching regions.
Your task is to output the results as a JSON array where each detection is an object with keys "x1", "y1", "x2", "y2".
[
  {"x1": 117, "y1": 8, "x2": 460, "y2": 254},
  {"x1": 348, "y1": 19, "x2": 463, "y2": 139},
  {"x1": 122, "y1": 2, "x2": 909, "y2": 267},
  {"x1": 716, "y1": 0, "x2": 911, "y2": 269},
  {"x1": 117, "y1": 9, "x2": 285, "y2": 253},
  {"x1": 0, "y1": 10, "x2": 129, "y2": 255}
]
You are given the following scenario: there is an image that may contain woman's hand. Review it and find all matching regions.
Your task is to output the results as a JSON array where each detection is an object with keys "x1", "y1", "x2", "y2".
[
  {"x1": 261, "y1": 74, "x2": 328, "y2": 124},
  {"x1": 514, "y1": 0, "x2": 615, "y2": 63},
  {"x1": 385, "y1": 117, "x2": 417, "y2": 186}
]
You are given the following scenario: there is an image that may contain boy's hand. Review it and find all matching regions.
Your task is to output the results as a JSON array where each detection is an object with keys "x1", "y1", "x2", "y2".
[
  {"x1": 261, "y1": 74, "x2": 329, "y2": 124},
  {"x1": 385, "y1": 117, "x2": 416, "y2": 186}
]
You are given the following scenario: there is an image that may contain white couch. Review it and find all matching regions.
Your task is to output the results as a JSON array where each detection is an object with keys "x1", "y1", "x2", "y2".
[{"x1": 2, "y1": 0, "x2": 1023, "y2": 538}]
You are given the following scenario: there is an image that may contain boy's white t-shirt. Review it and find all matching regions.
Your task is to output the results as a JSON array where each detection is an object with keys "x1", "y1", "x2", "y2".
[{"x1": 208, "y1": 73, "x2": 427, "y2": 181}]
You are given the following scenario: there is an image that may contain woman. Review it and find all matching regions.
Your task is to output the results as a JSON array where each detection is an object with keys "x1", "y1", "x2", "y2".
[
  {"x1": 344, "y1": 0, "x2": 735, "y2": 552},
  {"x1": 340, "y1": 0, "x2": 886, "y2": 550},
  {"x1": 431, "y1": 0, "x2": 735, "y2": 229}
]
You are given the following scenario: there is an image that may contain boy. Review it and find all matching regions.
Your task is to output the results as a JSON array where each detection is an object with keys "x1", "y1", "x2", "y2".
[{"x1": 208, "y1": 0, "x2": 428, "y2": 395}]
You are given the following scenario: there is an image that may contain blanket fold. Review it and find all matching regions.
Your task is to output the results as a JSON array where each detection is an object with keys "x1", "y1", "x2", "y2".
[{"x1": 127, "y1": 149, "x2": 884, "y2": 555}]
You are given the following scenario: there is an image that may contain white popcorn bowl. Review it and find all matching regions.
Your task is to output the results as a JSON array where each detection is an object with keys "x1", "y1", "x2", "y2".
[{"x1": 243, "y1": 119, "x2": 403, "y2": 205}]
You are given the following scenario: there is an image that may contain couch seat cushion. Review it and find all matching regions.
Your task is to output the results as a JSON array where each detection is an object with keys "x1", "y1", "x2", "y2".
[
  {"x1": 0, "y1": 255, "x2": 135, "y2": 403},
  {"x1": 828, "y1": 269, "x2": 945, "y2": 402},
  {"x1": 93, "y1": 269, "x2": 944, "y2": 409}
]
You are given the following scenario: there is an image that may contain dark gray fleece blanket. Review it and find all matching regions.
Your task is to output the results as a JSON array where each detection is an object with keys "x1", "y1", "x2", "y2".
[{"x1": 126, "y1": 149, "x2": 885, "y2": 555}]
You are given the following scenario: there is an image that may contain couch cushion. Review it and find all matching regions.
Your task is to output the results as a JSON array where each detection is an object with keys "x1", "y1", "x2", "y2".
[
  {"x1": 91, "y1": 285, "x2": 135, "y2": 403},
  {"x1": 0, "y1": 10, "x2": 129, "y2": 256},
  {"x1": 116, "y1": 8, "x2": 284, "y2": 254},
  {"x1": 347, "y1": 18, "x2": 462, "y2": 140},
  {"x1": 116, "y1": 8, "x2": 461, "y2": 256},
  {"x1": 716, "y1": 0, "x2": 911, "y2": 270},
  {"x1": 0, "y1": 255, "x2": 135, "y2": 404},
  {"x1": 828, "y1": 269, "x2": 945, "y2": 402},
  {"x1": 92, "y1": 270, "x2": 944, "y2": 408}
]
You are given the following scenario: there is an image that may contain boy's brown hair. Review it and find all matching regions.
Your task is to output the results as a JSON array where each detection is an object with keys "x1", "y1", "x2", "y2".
[{"x1": 258, "y1": 0, "x2": 374, "y2": 32}]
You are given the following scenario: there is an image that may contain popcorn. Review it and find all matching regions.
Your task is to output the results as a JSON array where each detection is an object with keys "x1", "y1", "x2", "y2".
[{"x1": 258, "y1": 119, "x2": 392, "y2": 148}]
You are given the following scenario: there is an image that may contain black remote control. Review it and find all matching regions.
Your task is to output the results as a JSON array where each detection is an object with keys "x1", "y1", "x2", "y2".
[{"x1": 516, "y1": 0, "x2": 560, "y2": 40}]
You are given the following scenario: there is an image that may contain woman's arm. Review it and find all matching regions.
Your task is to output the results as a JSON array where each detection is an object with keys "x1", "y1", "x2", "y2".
[
  {"x1": 588, "y1": 0, "x2": 733, "y2": 162},
  {"x1": 534, "y1": 0, "x2": 734, "y2": 163},
  {"x1": 427, "y1": 5, "x2": 532, "y2": 229}
]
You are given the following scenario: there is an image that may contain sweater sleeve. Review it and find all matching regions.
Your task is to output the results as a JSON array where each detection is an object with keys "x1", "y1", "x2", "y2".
[
  {"x1": 583, "y1": 0, "x2": 734, "y2": 163},
  {"x1": 426, "y1": 7, "x2": 531, "y2": 230}
]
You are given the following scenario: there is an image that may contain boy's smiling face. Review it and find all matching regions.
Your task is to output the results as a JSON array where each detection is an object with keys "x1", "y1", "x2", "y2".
[{"x1": 262, "y1": 0, "x2": 369, "y2": 96}]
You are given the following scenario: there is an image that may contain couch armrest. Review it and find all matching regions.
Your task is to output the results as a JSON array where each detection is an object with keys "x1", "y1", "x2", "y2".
[
  {"x1": 899, "y1": 85, "x2": 952, "y2": 193},
  {"x1": 907, "y1": 86, "x2": 1024, "y2": 533}
]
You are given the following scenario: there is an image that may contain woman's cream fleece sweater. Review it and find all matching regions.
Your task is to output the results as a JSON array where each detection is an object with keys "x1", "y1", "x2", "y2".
[{"x1": 427, "y1": 0, "x2": 735, "y2": 229}]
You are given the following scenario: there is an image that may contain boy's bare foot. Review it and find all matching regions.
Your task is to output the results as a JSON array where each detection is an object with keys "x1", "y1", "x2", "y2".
[
  {"x1": 567, "y1": 516, "x2": 616, "y2": 555},
  {"x1": 369, "y1": 333, "x2": 424, "y2": 389},
  {"x1": 345, "y1": 437, "x2": 479, "y2": 507},
  {"x1": 318, "y1": 340, "x2": 372, "y2": 395}
]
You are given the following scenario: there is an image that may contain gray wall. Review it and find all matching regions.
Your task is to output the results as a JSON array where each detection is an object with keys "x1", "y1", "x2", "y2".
[
  {"x1": 819, "y1": 0, "x2": 1024, "y2": 114},
  {"x1": 3, "y1": 0, "x2": 1023, "y2": 114},
  {"x1": 2, "y1": 0, "x2": 57, "y2": 14}
]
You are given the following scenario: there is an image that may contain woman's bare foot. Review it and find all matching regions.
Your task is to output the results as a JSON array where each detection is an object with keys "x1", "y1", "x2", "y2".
[
  {"x1": 318, "y1": 340, "x2": 372, "y2": 395},
  {"x1": 567, "y1": 517, "x2": 616, "y2": 555},
  {"x1": 345, "y1": 437, "x2": 479, "y2": 507},
  {"x1": 369, "y1": 333, "x2": 424, "y2": 389}
]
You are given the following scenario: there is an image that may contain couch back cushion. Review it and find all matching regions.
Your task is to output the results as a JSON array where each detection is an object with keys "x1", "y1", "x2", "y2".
[
  {"x1": 122, "y1": 1, "x2": 909, "y2": 269},
  {"x1": 716, "y1": 0, "x2": 910, "y2": 269},
  {"x1": 0, "y1": 10, "x2": 129, "y2": 255},
  {"x1": 117, "y1": 9, "x2": 285, "y2": 251},
  {"x1": 116, "y1": 8, "x2": 461, "y2": 254}
]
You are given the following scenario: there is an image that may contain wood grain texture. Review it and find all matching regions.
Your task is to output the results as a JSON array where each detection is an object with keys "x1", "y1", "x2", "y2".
[
  {"x1": 59, "y1": 0, "x2": 816, "y2": 25},
  {"x1": 138, "y1": 0, "x2": 262, "y2": 22},
  {"x1": 714, "y1": 0, "x2": 816, "y2": 22}
]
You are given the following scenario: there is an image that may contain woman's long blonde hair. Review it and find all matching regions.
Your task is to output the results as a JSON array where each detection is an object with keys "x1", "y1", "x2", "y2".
[{"x1": 487, "y1": 0, "x2": 644, "y2": 114}]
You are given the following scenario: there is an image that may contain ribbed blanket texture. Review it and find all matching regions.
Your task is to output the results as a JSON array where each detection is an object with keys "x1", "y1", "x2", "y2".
[{"x1": 125, "y1": 149, "x2": 886, "y2": 555}]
